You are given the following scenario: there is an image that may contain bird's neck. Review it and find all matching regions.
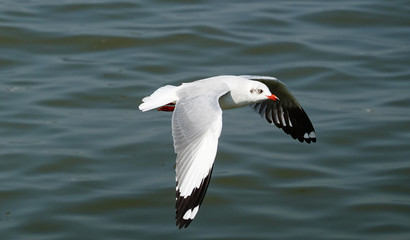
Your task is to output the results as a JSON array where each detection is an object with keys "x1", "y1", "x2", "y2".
[{"x1": 219, "y1": 91, "x2": 251, "y2": 110}]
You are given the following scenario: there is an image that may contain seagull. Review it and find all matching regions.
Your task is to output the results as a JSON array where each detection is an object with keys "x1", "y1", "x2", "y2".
[{"x1": 138, "y1": 75, "x2": 316, "y2": 229}]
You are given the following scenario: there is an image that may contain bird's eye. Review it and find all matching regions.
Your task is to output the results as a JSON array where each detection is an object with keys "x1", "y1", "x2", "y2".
[{"x1": 257, "y1": 89, "x2": 263, "y2": 94}]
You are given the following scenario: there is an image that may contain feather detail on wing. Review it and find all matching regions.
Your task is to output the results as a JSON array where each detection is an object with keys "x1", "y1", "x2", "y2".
[{"x1": 172, "y1": 84, "x2": 229, "y2": 228}]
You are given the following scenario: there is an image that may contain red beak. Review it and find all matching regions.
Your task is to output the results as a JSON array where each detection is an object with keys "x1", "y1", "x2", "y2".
[{"x1": 267, "y1": 94, "x2": 280, "y2": 101}]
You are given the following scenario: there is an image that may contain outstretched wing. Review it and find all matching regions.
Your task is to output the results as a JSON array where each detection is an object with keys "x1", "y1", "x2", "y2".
[
  {"x1": 241, "y1": 75, "x2": 316, "y2": 143},
  {"x1": 172, "y1": 85, "x2": 229, "y2": 228}
]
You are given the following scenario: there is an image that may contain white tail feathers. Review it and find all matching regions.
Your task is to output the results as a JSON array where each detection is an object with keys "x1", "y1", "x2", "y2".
[{"x1": 139, "y1": 85, "x2": 178, "y2": 112}]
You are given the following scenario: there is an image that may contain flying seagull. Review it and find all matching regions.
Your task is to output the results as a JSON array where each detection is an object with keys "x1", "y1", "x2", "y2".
[{"x1": 138, "y1": 75, "x2": 316, "y2": 228}]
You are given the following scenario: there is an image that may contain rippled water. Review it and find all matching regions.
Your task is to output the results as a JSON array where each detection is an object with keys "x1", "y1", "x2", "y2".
[{"x1": 1, "y1": 1, "x2": 409, "y2": 239}]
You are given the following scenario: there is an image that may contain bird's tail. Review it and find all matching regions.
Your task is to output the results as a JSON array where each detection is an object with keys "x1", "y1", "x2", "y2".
[{"x1": 138, "y1": 85, "x2": 178, "y2": 112}]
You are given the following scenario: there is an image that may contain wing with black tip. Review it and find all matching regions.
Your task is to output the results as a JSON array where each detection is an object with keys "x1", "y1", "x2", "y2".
[{"x1": 241, "y1": 75, "x2": 316, "y2": 143}]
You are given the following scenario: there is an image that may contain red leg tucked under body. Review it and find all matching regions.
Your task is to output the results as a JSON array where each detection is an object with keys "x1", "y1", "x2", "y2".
[{"x1": 158, "y1": 103, "x2": 175, "y2": 112}]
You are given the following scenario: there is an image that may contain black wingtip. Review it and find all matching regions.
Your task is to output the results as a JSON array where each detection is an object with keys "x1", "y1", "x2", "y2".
[
  {"x1": 285, "y1": 107, "x2": 316, "y2": 144},
  {"x1": 176, "y1": 218, "x2": 192, "y2": 229},
  {"x1": 251, "y1": 101, "x2": 316, "y2": 143},
  {"x1": 175, "y1": 166, "x2": 214, "y2": 229}
]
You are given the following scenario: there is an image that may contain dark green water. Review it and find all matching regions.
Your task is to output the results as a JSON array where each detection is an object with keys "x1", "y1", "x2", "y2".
[{"x1": 1, "y1": 1, "x2": 409, "y2": 239}]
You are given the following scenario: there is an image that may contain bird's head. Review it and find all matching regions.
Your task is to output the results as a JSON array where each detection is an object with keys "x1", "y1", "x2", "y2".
[{"x1": 248, "y1": 81, "x2": 279, "y2": 102}]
